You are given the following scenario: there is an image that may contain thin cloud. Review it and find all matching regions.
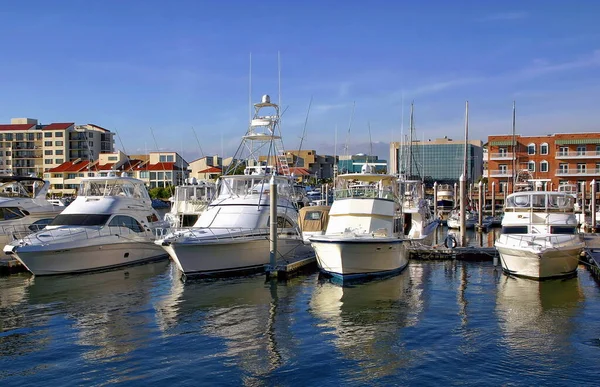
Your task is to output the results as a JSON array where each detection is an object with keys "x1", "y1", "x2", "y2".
[{"x1": 477, "y1": 11, "x2": 528, "y2": 22}]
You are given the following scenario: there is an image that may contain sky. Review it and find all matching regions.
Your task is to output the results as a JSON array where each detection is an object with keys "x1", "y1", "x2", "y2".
[{"x1": 1, "y1": 1, "x2": 599, "y2": 162}]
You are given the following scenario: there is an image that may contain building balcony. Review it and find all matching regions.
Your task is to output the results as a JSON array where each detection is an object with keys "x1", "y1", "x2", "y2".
[
  {"x1": 555, "y1": 151, "x2": 600, "y2": 159},
  {"x1": 555, "y1": 168, "x2": 600, "y2": 177},
  {"x1": 488, "y1": 152, "x2": 515, "y2": 160},
  {"x1": 488, "y1": 170, "x2": 514, "y2": 178}
]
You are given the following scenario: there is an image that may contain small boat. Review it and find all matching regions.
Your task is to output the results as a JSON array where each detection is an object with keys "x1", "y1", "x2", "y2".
[
  {"x1": 446, "y1": 208, "x2": 478, "y2": 229},
  {"x1": 399, "y1": 180, "x2": 440, "y2": 244},
  {"x1": 309, "y1": 167, "x2": 409, "y2": 280},
  {"x1": 164, "y1": 178, "x2": 215, "y2": 228},
  {"x1": 4, "y1": 173, "x2": 170, "y2": 276},
  {"x1": 0, "y1": 175, "x2": 63, "y2": 244},
  {"x1": 494, "y1": 191, "x2": 584, "y2": 279},
  {"x1": 435, "y1": 184, "x2": 455, "y2": 223}
]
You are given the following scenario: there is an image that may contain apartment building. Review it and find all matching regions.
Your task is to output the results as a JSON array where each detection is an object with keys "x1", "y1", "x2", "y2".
[
  {"x1": 486, "y1": 132, "x2": 600, "y2": 193},
  {"x1": 338, "y1": 154, "x2": 387, "y2": 174},
  {"x1": 0, "y1": 118, "x2": 115, "y2": 176},
  {"x1": 259, "y1": 150, "x2": 336, "y2": 179},
  {"x1": 46, "y1": 151, "x2": 188, "y2": 195},
  {"x1": 188, "y1": 155, "x2": 223, "y2": 181}
]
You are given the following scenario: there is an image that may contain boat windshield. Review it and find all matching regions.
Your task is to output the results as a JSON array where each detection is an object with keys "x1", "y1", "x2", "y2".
[
  {"x1": 216, "y1": 176, "x2": 292, "y2": 198},
  {"x1": 505, "y1": 193, "x2": 574, "y2": 210},
  {"x1": 50, "y1": 214, "x2": 111, "y2": 226},
  {"x1": 0, "y1": 180, "x2": 43, "y2": 198},
  {"x1": 79, "y1": 179, "x2": 150, "y2": 200}
]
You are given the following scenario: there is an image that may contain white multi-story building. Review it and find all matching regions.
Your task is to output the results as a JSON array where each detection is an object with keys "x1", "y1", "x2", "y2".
[{"x1": 0, "y1": 118, "x2": 115, "y2": 176}]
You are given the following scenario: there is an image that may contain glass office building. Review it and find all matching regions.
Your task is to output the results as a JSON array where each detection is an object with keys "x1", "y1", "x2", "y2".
[{"x1": 389, "y1": 137, "x2": 483, "y2": 184}]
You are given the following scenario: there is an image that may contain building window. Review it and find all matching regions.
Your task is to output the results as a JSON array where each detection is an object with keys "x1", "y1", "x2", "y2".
[
  {"x1": 44, "y1": 141, "x2": 52, "y2": 146},
  {"x1": 540, "y1": 143, "x2": 548, "y2": 155},
  {"x1": 45, "y1": 159, "x2": 53, "y2": 165},
  {"x1": 139, "y1": 171, "x2": 149, "y2": 178},
  {"x1": 88, "y1": 132, "x2": 93, "y2": 138},
  {"x1": 576, "y1": 145, "x2": 586, "y2": 156},
  {"x1": 558, "y1": 147, "x2": 569, "y2": 157},
  {"x1": 67, "y1": 173, "x2": 76, "y2": 179},
  {"x1": 150, "y1": 172, "x2": 156, "y2": 180},
  {"x1": 44, "y1": 132, "x2": 52, "y2": 138},
  {"x1": 88, "y1": 141, "x2": 93, "y2": 147},
  {"x1": 56, "y1": 150, "x2": 63, "y2": 155},
  {"x1": 577, "y1": 163, "x2": 586, "y2": 174},
  {"x1": 540, "y1": 161, "x2": 548, "y2": 173},
  {"x1": 559, "y1": 163, "x2": 568, "y2": 174},
  {"x1": 499, "y1": 148, "x2": 507, "y2": 157},
  {"x1": 45, "y1": 150, "x2": 53, "y2": 156},
  {"x1": 55, "y1": 141, "x2": 63, "y2": 146},
  {"x1": 499, "y1": 164, "x2": 507, "y2": 174},
  {"x1": 88, "y1": 172, "x2": 95, "y2": 177},
  {"x1": 55, "y1": 132, "x2": 63, "y2": 137},
  {"x1": 5, "y1": 134, "x2": 12, "y2": 141},
  {"x1": 596, "y1": 145, "x2": 600, "y2": 155},
  {"x1": 596, "y1": 163, "x2": 600, "y2": 174},
  {"x1": 55, "y1": 159, "x2": 64, "y2": 164},
  {"x1": 16, "y1": 133, "x2": 24, "y2": 141},
  {"x1": 527, "y1": 143, "x2": 535, "y2": 155},
  {"x1": 528, "y1": 161, "x2": 535, "y2": 172}
]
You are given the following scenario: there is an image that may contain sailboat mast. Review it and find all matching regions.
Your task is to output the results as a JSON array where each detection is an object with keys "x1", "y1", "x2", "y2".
[
  {"x1": 463, "y1": 101, "x2": 469, "y2": 182},
  {"x1": 408, "y1": 101, "x2": 414, "y2": 178}
]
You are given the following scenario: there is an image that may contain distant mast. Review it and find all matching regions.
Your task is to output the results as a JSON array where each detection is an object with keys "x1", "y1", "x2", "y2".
[{"x1": 511, "y1": 101, "x2": 516, "y2": 193}]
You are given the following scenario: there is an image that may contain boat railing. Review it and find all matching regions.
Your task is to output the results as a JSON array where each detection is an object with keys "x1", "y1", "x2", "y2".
[
  {"x1": 499, "y1": 233, "x2": 583, "y2": 249},
  {"x1": 175, "y1": 226, "x2": 298, "y2": 241},
  {"x1": 14, "y1": 224, "x2": 171, "y2": 244},
  {"x1": 335, "y1": 187, "x2": 395, "y2": 201}
]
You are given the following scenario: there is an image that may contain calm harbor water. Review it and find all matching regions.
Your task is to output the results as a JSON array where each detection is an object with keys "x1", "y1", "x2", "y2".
[{"x1": 1, "y1": 229, "x2": 600, "y2": 386}]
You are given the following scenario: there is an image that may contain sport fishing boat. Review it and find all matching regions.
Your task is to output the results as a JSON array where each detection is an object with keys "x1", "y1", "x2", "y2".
[
  {"x1": 399, "y1": 179, "x2": 440, "y2": 245},
  {"x1": 4, "y1": 173, "x2": 169, "y2": 275},
  {"x1": 156, "y1": 94, "x2": 312, "y2": 277},
  {"x1": 0, "y1": 175, "x2": 62, "y2": 244},
  {"x1": 309, "y1": 166, "x2": 409, "y2": 280},
  {"x1": 494, "y1": 191, "x2": 584, "y2": 279}
]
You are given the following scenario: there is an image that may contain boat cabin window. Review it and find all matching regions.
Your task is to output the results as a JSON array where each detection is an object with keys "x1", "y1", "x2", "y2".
[
  {"x1": 146, "y1": 213, "x2": 159, "y2": 223},
  {"x1": 501, "y1": 226, "x2": 529, "y2": 234},
  {"x1": 1, "y1": 207, "x2": 26, "y2": 221},
  {"x1": 79, "y1": 179, "x2": 150, "y2": 200},
  {"x1": 267, "y1": 216, "x2": 295, "y2": 229},
  {"x1": 108, "y1": 215, "x2": 145, "y2": 233},
  {"x1": 550, "y1": 226, "x2": 577, "y2": 234},
  {"x1": 217, "y1": 176, "x2": 291, "y2": 198},
  {"x1": 50, "y1": 214, "x2": 111, "y2": 226},
  {"x1": 304, "y1": 211, "x2": 323, "y2": 221}
]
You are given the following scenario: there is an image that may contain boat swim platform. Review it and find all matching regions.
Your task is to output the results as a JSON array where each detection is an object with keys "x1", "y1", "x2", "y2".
[{"x1": 408, "y1": 244, "x2": 499, "y2": 261}]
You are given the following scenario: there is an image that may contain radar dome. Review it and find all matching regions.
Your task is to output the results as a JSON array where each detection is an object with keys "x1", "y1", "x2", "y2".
[{"x1": 262, "y1": 95, "x2": 271, "y2": 104}]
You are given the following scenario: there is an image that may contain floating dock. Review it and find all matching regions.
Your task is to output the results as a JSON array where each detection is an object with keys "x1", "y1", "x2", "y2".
[
  {"x1": 0, "y1": 257, "x2": 27, "y2": 275},
  {"x1": 408, "y1": 244, "x2": 498, "y2": 261},
  {"x1": 581, "y1": 234, "x2": 600, "y2": 281},
  {"x1": 265, "y1": 253, "x2": 317, "y2": 279}
]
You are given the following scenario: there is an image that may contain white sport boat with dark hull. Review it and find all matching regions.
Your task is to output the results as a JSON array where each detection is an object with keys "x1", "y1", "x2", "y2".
[
  {"x1": 309, "y1": 169, "x2": 409, "y2": 280},
  {"x1": 0, "y1": 176, "x2": 62, "y2": 244},
  {"x1": 495, "y1": 191, "x2": 584, "y2": 279},
  {"x1": 156, "y1": 95, "x2": 313, "y2": 277},
  {"x1": 4, "y1": 174, "x2": 169, "y2": 275}
]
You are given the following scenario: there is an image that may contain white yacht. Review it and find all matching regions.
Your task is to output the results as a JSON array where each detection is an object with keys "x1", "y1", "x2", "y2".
[
  {"x1": 309, "y1": 168, "x2": 409, "y2": 280},
  {"x1": 399, "y1": 180, "x2": 440, "y2": 245},
  {"x1": 494, "y1": 191, "x2": 584, "y2": 279},
  {"x1": 4, "y1": 173, "x2": 169, "y2": 275},
  {"x1": 164, "y1": 178, "x2": 215, "y2": 228},
  {"x1": 156, "y1": 95, "x2": 312, "y2": 277},
  {"x1": 0, "y1": 176, "x2": 62, "y2": 245},
  {"x1": 435, "y1": 183, "x2": 454, "y2": 223}
]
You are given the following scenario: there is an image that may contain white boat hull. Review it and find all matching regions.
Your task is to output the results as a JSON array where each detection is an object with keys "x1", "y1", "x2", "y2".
[
  {"x1": 161, "y1": 235, "x2": 312, "y2": 276},
  {"x1": 5, "y1": 240, "x2": 168, "y2": 276},
  {"x1": 310, "y1": 236, "x2": 408, "y2": 278},
  {"x1": 495, "y1": 234, "x2": 583, "y2": 279}
]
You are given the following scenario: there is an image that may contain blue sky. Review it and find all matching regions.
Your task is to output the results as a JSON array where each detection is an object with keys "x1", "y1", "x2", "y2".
[{"x1": 1, "y1": 1, "x2": 599, "y2": 161}]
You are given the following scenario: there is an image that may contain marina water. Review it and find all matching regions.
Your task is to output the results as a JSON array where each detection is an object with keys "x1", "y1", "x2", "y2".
[{"x1": 1, "y1": 228, "x2": 599, "y2": 386}]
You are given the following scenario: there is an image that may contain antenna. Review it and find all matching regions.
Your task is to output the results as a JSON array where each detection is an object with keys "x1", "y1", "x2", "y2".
[
  {"x1": 150, "y1": 127, "x2": 170, "y2": 189},
  {"x1": 278, "y1": 51, "x2": 282, "y2": 116},
  {"x1": 249, "y1": 52, "x2": 252, "y2": 123},
  {"x1": 368, "y1": 122, "x2": 373, "y2": 168},
  {"x1": 463, "y1": 101, "x2": 469, "y2": 181},
  {"x1": 191, "y1": 127, "x2": 205, "y2": 158},
  {"x1": 334, "y1": 123, "x2": 338, "y2": 179},
  {"x1": 116, "y1": 130, "x2": 133, "y2": 174},
  {"x1": 344, "y1": 101, "x2": 356, "y2": 160},
  {"x1": 399, "y1": 91, "x2": 404, "y2": 176},
  {"x1": 294, "y1": 95, "x2": 313, "y2": 169},
  {"x1": 511, "y1": 100, "x2": 516, "y2": 193}
]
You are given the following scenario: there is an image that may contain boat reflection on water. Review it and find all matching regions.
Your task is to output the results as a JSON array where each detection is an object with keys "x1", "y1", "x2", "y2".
[
  {"x1": 496, "y1": 274, "x2": 584, "y2": 354},
  {"x1": 21, "y1": 261, "x2": 171, "y2": 362},
  {"x1": 309, "y1": 271, "x2": 422, "y2": 378},
  {"x1": 153, "y1": 271, "x2": 309, "y2": 383}
]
